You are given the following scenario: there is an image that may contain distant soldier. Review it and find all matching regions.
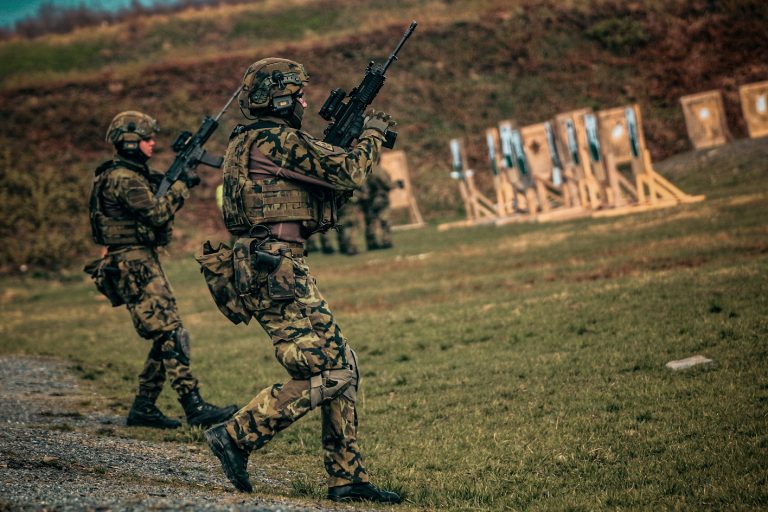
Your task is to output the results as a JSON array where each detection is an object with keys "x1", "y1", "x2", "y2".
[
  {"x1": 85, "y1": 111, "x2": 238, "y2": 429},
  {"x1": 336, "y1": 198, "x2": 361, "y2": 255},
  {"x1": 359, "y1": 167, "x2": 393, "y2": 250},
  {"x1": 306, "y1": 231, "x2": 335, "y2": 254},
  {"x1": 201, "y1": 58, "x2": 401, "y2": 503},
  {"x1": 306, "y1": 201, "x2": 360, "y2": 256}
]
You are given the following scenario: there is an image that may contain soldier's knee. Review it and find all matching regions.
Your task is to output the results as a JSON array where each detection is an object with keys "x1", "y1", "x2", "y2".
[
  {"x1": 309, "y1": 348, "x2": 359, "y2": 409},
  {"x1": 159, "y1": 326, "x2": 191, "y2": 366}
]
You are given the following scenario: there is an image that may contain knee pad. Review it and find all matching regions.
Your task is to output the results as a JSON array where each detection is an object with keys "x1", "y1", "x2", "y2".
[
  {"x1": 309, "y1": 348, "x2": 359, "y2": 409},
  {"x1": 160, "y1": 326, "x2": 191, "y2": 366}
]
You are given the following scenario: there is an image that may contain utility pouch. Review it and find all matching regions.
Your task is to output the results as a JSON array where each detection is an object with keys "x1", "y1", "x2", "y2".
[
  {"x1": 83, "y1": 257, "x2": 124, "y2": 307},
  {"x1": 232, "y1": 237, "x2": 260, "y2": 295},
  {"x1": 195, "y1": 241, "x2": 252, "y2": 325},
  {"x1": 266, "y1": 252, "x2": 295, "y2": 300}
]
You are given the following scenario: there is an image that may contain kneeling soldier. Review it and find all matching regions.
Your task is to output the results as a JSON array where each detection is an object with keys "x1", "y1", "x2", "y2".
[
  {"x1": 200, "y1": 58, "x2": 401, "y2": 504},
  {"x1": 85, "y1": 111, "x2": 238, "y2": 429}
]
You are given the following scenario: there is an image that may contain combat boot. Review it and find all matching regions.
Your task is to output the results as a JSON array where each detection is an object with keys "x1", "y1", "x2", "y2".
[
  {"x1": 179, "y1": 388, "x2": 238, "y2": 428},
  {"x1": 126, "y1": 395, "x2": 181, "y2": 429},
  {"x1": 327, "y1": 482, "x2": 402, "y2": 503},
  {"x1": 205, "y1": 423, "x2": 253, "y2": 493}
]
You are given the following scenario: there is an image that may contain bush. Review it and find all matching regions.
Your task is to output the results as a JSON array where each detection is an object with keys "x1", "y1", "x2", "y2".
[
  {"x1": 586, "y1": 17, "x2": 649, "y2": 56},
  {"x1": 0, "y1": 148, "x2": 92, "y2": 272}
]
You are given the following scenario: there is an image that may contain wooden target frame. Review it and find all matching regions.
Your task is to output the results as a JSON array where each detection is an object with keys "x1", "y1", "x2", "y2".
[
  {"x1": 506, "y1": 121, "x2": 587, "y2": 222},
  {"x1": 739, "y1": 81, "x2": 768, "y2": 139},
  {"x1": 378, "y1": 150, "x2": 425, "y2": 231},
  {"x1": 485, "y1": 127, "x2": 516, "y2": 217},
  {"x1": 438, "y1": 138, "x2": 498, "y2": 231},
  {"x1": 680, "y1": 90, "x2": 731, "y2": 149},
  {"x1": 553, "y1": 108, "x2": 603, "y2": 209},
  {"x1": 593, "y1": 103, "x2": 704, "y2": 217}
]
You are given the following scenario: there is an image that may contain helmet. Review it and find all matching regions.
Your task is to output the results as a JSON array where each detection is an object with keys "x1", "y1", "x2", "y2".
[
  {"x1": 239, "y1": 58, "x2": 309, "y2": 126},
  {"x1": 105, "y1": 111, "x2": 159, "y2": 154}
]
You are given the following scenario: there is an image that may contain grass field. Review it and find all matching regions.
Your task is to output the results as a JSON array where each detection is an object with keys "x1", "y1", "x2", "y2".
[{"x1": 1, "y1": 139, "x2": 766, "y2": 510}]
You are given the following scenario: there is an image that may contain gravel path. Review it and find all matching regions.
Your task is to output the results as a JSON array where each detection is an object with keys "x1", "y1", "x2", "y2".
[{"x1": 0, "y1": 356, "x2": 360, "y2": 511}]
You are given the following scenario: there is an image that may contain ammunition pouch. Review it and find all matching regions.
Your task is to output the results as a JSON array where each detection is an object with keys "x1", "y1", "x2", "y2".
[
  {"x1": 195, "y1": 241, "x2": 252, "y2": 325},
  {"x1": 83, "y1": 257, "x2": 124, "y2": 307},
  {"x1": 232, "y1": 237, "x2": 296, "y2": 301}
]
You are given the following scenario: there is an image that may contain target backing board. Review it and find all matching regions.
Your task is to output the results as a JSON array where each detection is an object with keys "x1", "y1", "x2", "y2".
[
  {"x1": 739, "y1": 81, "x2": 768, "y2": 139},
  {"x1": 680, "y1": 90, "x2": 730, "y2": 149}
]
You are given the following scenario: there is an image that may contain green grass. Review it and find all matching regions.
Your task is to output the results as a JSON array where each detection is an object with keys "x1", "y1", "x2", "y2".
[{"x1": 1, "y1": 142, "x2": 767, "y2": 509}]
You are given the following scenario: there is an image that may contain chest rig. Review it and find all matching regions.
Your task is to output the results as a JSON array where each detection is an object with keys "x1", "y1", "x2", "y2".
[
  {"x1": 221, "y1": 122, "x2": 337, "y2": 237},
  {"x1": 88, "y1": 159, "x2": 172, "y2": 246}
]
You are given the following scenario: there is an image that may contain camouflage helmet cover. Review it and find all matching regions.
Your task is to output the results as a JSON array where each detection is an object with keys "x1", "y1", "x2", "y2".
[
  {"x1": 106, "y1": 111, "x2": 159, "y2": 145},
  {"x1": 239, "y1": 58, "x2": 309, "y2": 111}
]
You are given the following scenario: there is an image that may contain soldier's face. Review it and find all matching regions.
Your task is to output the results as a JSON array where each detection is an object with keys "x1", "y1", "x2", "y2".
[{"x1": 139, "y1": 138, "x2": 155, "y2": 158}]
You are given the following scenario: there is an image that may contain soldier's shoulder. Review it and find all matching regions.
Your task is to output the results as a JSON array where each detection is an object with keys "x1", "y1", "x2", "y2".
[
  {"x1": 109, "y1": 165, "x2": 145, "y2": 180},
  {"x1": 107, "y1": 166, "x2": 150, "y2": 191},
  {"x1": 292, "y1": 130, "x2": 344, "y2": 156}
]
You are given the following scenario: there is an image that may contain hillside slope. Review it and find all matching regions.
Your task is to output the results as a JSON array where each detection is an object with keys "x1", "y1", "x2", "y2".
[{"x1": 0, "y1": 0, "x2": 765, "y2": 271}]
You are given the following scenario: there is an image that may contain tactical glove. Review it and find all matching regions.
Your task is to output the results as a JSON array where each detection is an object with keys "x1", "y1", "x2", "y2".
[{"x1": 363, "y1": 110, "x2": 397, "y2": 136}]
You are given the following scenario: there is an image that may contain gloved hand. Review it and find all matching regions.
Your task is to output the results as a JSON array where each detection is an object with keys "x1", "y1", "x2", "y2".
[
  {"x1": 180, "y1": 168, "x2": 201, "y2": 189},
  {"x1": 363, "y1": 110, "x2": 397, "y2": 135}
]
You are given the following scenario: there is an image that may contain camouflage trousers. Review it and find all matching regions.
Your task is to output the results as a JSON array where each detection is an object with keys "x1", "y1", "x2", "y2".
[
  {"x1": 362, "y1": 205, "x2": 392, "y2": 249},
  {"x1": 225, "y1": 241, "x2": 369, "y2": 487},
  {"x1": 107, "y1": 246, "x2": 198, "y2": 399}
]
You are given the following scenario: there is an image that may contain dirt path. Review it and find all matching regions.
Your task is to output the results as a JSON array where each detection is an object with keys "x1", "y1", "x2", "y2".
[{"x1": 0, "y1": 356, "x2": 357, "y2": 511}]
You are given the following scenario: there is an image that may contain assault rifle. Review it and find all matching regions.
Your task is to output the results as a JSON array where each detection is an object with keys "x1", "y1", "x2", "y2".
[
  {"x1": 154, "y1": 87, "x2": 241, "y2": 198},
  {"x1": 319, "y1": 21, "x2": 417, "y2": 150}
]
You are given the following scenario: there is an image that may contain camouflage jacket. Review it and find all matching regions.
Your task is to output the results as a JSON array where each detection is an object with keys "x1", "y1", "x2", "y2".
[
  {"x1": 247, "y1": 116, "x2": 385, "y2": 190},
  {"x1": 89, "y1": 155, "x2": 189, "y2": 247},
  {"x1": 221, "y1": 116, "x2": 385, "y2": 236}
]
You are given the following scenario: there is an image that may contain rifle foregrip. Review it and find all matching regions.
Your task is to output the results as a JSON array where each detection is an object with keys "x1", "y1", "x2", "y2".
[{"x1": 383, "y1": 130, "x2": 397, "y2": 149}]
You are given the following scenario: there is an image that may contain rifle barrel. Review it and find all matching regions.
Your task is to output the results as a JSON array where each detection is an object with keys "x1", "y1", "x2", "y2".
[
  {"x1": 214, "y1": 87, "x2": 242, "y2": 122},
  {"x1": 383, "y1": 21, "x2": 417, "y2": 73}
]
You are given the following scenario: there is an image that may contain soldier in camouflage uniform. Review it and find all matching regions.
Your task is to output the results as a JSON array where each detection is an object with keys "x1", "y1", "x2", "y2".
[
  {"x1": 85, "y1": 111, "x2": 238, "y2": 430},
  {"x1": 335, "y1": 199, "x2": 361, "y2": 255},
  {"x1": 305, "y1": 231, "x2": 335, "y2": 254},
  {"x1": 359, "y1": 167, "x2": 393, "y2": 250},
  {"x1": 200, "y1": 58, "x2": 401, "y2": 504}
]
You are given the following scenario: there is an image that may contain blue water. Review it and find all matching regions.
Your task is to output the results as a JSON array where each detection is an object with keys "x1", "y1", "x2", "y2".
[{"x1": 0, "y1": 0, "x2": 181, "y2": 27}]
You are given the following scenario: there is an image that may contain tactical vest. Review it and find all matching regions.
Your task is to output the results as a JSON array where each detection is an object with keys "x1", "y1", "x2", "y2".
[
  {"x1": 221, "y1": 123, "x2": 336, "y2": 236},
  {"x1": 89, "y1": 160, "x2": 172, "y2": 246}
]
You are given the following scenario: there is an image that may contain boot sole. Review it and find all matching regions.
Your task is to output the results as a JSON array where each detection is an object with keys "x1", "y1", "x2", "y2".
[{"x1": 204, "y1": 429, "x2": 253, "y2": 493}]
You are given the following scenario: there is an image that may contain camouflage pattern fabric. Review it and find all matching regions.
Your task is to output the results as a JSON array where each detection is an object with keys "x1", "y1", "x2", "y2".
[
  {"x1": 217, "y1": 115, "x2": 385, "y2": 487},
  {"x1": 88, "y1": 154, "x2": 198, "y2": 399},
  {"x1": 336, "y1": 202, "x2": 361, "y2": 255},
  {"x1": 90, "y1": 156, "x2": 188, "y2": 246},
  {"x1": 221, "y1": 118, "x2": 384, "y2": 235},
  {"x1": 359, "y1": 170, "x2": 393, "y2": 249},
  {"x1": 306, "y1": 232, "x2": 335, "y2": 254},
  {"x1": 225, "y1": 245, "x2": 368, "y2": 487},
  {"x1": 98, "y1": 163, "x2": 187, "y2": 235},
  {"x1": 107, "y1": 247, "x2": 198, "y2": 397}
]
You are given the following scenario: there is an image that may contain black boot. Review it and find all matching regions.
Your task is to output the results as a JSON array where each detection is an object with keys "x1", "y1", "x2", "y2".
[
  {"x1": 126, "y1": 395, "x2": 181, "y2": 429},
  {"x1": 327, "y1": 482, "x2": 402, "y2": 503},
  {"x1": 179, "y1": 388, "x2": 238, "y2": 428},
  {"x1": 205, "y1": 423, "x2": 252, "y2": 493}
]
